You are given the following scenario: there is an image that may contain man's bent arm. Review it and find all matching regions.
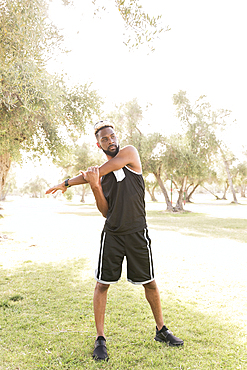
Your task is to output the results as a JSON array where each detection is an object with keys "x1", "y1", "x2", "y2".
[
  {"x1": 46, "y1": 146, "x2": 141, "y2": 195},
  {"x1": 83, "y1": 166, "x2": 108, "y2": 217},
  {"x1": 98, "y1": 145, "x2": 142, "y2": 177},
  {"x1": 91, "y1": 182, "x2": 108, "y2": 218}
]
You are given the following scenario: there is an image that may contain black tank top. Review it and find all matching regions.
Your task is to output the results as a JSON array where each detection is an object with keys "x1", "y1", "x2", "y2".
[{"x1": 101, "y1": 166, "x2": 147, "y2": 235}]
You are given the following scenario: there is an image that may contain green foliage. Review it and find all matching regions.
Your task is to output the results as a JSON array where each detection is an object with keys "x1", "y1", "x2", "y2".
[
  {"x1": 20, "y1": 176, "x2": 50, "y2": 198},
  {"x1": 0, "y1": 0, "x2": 103, "y2": 162},
  {"x1": 63, "y1": 187, "x2": 74, "y2": 201},
  {"x1": 58, "y1": 0, "x2": 168, "y2": 51},
  {"x1": 58, "y1": 141, "x2": 105, "y2": 201},
  {"x1": 235, "y1": 161, "x2": 247, "y2": 184},
  {"x1": 58, "y1": 141, "x2": 104, "y2": 177},
  {"x1": 92, "y1": 0, "x2": 169, "y2": 51},
  {"x1": 172, "y1": 91, "x2": 233, "y2": 187},
  {"x1": 108, "y1": 98, "x2": 143, "y2": 143}
]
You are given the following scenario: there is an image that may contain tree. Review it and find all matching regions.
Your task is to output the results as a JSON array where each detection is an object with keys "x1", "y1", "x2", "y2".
[
  {"x1": 0, "y1": 166, "x2": 17, "y2": 201},
  {"x1": 144, "y1": 174, "x2": 158, "y2": 202},
  {"x1": 21, "y1": 176, "x2": 50, "y2": 198},
  {"x1": 0, "y1": 0, "x2": 168, "y2": 199},
  {"x1": 0, "y1": 0, "x2": 103, "y2": 198},
  {"x1": 109, "y1": 99, "x2": 179, "y2": 211},
  {"x1": 67, "y1": 0, "x2": 169, "y2": 51},
  {"x1": 58, "y1": 141, "x2": 104, "y2": 202},
  {"x1": 234, "y1": 162, "x2": 247, "y2": 198},
  {"x1": 173, "y1": 91, "x2": 238, "y2": 203},
  {"x1": 108, "y1": 99, "x2": 167, "y2": 204},
  {"x1": 108, "y1": 98, "x2": 143, "y2": 143}
]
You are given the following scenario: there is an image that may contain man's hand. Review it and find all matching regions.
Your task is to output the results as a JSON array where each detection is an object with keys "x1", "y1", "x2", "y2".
[
  {"x1": 45, "y1": 182, "x2": 67, "y2": 195},
  {"x1": 81, "y1": 166, "x2": 100, "y2": 189}
]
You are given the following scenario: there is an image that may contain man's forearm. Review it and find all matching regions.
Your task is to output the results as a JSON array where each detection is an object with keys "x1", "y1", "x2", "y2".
[
  {"x1": 91, "y1": 184, "x2": 108, "y2": 218},
  {"x1": 67, "y1": 174, "x2": 88, "y2": 187}
]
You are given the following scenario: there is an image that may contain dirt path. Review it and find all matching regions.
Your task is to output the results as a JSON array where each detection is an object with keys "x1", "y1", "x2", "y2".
[{"x1": 1, "y1": 196, "x2": 247, "y2": 336}]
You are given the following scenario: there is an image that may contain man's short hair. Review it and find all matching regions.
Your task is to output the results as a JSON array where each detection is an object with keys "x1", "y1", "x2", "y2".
[{"x1": 94, "y1": 120, "x2": 115, "y2": 136}]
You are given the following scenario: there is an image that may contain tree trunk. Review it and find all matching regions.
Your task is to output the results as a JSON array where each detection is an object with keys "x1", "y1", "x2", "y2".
[
  {"x1": 240, "y1": 184, "x2": 246, "y2": 197},
  {"x1": 0, "y1": 183, "x2": 10, "y2": 201},
  {"x1": 80, "y1": 185, "x2": 86, "y2": 203},
  {"x1": 146, "y1": 184, "x2": 158, "y2": 202},
  {"x1": 221, "y1": 151, "x2": 238, "y2": 203},
  {"x1": 153, "y1": 169, "x2": 173, "y2": 211},
  {"x1": 223, "y1": 159, "x2": 238, "y2": 203},
  {"x1": 200, "y1": 185, "x2": 221, "y2": 200},
  {"x1": 0, "y1": 152, "x2": 11, "y2": 200},
  {"x1": 150, "y1": 185, "x2": 158, "y2": 202},
  {"x1": 186, "y1": 183, "x2": 200, "y2": 202},
  {"x1": 175, "y1": 176, "x2": 187, "y2": 211},
  {"x1": 222, "y1": 182, "x2": 229, "y2": 200}
]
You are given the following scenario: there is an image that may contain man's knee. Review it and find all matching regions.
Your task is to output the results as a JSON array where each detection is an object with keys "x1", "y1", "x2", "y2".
[
  {"x1": 143, "y1": 280, "x2": 157, "y2": 291},
  {"x1": 95, "y1": 282, "x2": 110, "y2": 293}
]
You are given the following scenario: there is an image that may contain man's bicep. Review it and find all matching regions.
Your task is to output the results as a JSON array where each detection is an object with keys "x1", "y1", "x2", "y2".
[
  {"x1": 99, "y1": 147, "x2": 136, "y2": 176},
  {"x1": 99, "y1": 156, "x2": 127, "y2": 176}
]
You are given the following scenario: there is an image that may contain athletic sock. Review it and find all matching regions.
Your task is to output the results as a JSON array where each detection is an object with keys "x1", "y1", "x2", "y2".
[
  {"x1": 97, "y1": 335, "x2": 106, "y2": 341},
  {"x1": 157, "y1": 325, "x2": 169, "y2": 332}
]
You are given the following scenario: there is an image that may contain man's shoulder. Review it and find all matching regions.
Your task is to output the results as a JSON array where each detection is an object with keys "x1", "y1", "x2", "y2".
[
  {"x1": 120, "y1": 145, "x2": 138, "y2": 153},
  {"x1": 118, "y1": 145, "x2": 141, "y2": 173}
]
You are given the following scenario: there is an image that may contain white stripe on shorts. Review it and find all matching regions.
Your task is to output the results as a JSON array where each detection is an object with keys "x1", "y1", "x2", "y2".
[
  {"x1": 144, "y1": 228, "x2": 154, "y2": 280},
  {"x1": 99, "y1": 231, "x2": 106, "y2": 281}
]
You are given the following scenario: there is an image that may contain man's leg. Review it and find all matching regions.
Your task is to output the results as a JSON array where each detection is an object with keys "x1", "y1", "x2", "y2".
[
  {"x1": 143, "y1": 280, "x2": 184, "y2": 346},
  {"x1": 143, "y1": 280, "x2": 164, "y2": 330},
  {"x1": 93, "y1": 282, "x2": 110, "y2": 361},
  {"x1": 93, "y1": 282, "x2": 110, "y2": 338}
]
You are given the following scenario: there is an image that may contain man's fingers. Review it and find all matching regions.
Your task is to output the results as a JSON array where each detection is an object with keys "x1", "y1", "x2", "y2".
[{"x1": 46, "y1": 188, "x2": 53, "y2": 194}]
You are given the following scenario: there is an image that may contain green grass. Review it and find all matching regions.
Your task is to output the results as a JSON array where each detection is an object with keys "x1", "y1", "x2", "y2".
[
  {"x1": 147, "y1": 211, "x2": 247, "y2": 243},
  {"x1": 0, "y1": 259, "x2": 246, "y2": 369}
]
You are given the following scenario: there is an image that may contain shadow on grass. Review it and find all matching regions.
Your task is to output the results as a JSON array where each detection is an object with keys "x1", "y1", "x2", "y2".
[
  {"x1": 147, "y1": 210, "x2": 247, "y2": 243},
  {"x1": 56, "y1": 204, "x2": 100, "y2": 218},
  {"x1": 0, "y1": 258, "x2": 246, "y2": 369},
  {"x1": 57, "y1": 211, "x2": 101, "y2": 217}
]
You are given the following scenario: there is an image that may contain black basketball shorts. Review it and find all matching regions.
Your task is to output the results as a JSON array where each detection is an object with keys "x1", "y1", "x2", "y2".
[{"x1": 95, "y1": 228, "x2": 155, "y2": 285}]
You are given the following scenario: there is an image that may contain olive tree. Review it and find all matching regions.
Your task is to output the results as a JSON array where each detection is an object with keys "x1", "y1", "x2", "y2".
[{"x1": 0, "y1": 0, "x2": 102, "y2": 198}]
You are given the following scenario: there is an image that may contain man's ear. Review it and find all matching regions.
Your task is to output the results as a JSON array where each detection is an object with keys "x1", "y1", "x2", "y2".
[{"x1": 96, "y1": 142, "x2": 101, "y2": 149}]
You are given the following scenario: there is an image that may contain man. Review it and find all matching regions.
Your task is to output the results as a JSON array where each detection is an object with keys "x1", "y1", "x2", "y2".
[{"x1": 46, "y1": 120, "x2": 184, "y2": 361}]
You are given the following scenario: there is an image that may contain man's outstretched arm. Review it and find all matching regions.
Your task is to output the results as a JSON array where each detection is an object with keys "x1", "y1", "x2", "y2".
[
  {"x1": 46, "y1": 145, "x2": 141, "y2": 195},
  {"x1": 45, "y1": 173, "x2": 88, "y2": 195}
]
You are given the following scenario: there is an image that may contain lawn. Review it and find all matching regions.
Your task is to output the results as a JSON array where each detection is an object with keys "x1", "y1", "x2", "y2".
[
  {"x1": 146, "y1": 210, "x2": 247, "y2": 243},
  {"x1": 0, "y1": 197, "x2": 247, "y2": 369},
  {"x1": 1, "y1": 258, "x2": 246, "y2": 370}
]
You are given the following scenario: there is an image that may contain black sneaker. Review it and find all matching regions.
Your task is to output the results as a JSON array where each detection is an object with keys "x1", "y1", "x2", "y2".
[
  {"x1": 154, "y1": 326, "x2": 184, "y2": 347},
  {"x1": 93, "y1": 336, "x2": 109, "y2": 361}
]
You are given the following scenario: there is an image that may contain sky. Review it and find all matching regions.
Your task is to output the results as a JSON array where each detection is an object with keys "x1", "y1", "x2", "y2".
[
  {"x1": 47, "y1": 0, "x2": 247, "y2": 141},
  {"x1": 15, "y1": 0, "x2": 247, "y2": 186}
]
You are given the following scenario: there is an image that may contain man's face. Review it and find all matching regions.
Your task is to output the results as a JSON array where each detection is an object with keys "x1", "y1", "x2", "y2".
[{"x1": 96, "y1": 127, "x2": 119, "y2": 157}]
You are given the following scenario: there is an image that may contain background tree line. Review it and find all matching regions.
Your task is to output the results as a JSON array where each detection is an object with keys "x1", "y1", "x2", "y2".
[
  {"x1": 4, "y1": 95, "x2": 247, "y2": 212},
  {"x1": 1, "y1": 0, "x2": 246, "y2": 209},
  {"x1": 0, "y1": 0, "x2": 164, "y2": 199}
]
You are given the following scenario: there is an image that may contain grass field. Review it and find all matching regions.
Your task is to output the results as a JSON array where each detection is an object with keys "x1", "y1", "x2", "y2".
[
  {"x1": 1, "y1": 259, "x2": 246, "y2": 370},
  {"x1": 147, "y1": 210, "x2": 247, "y2": 243},
  {"x1": 0, "y1": 196, "x2": 247, "y2": 369}
]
